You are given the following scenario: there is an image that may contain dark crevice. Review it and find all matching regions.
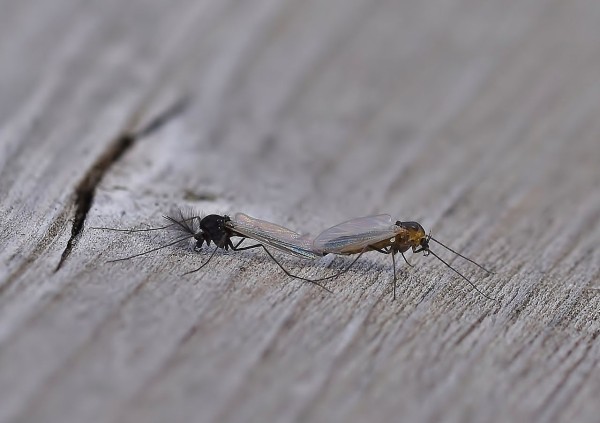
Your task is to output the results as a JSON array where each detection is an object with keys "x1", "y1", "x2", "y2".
[
  {"x1": 54, "y1": 133, "x2": 135, "y2": 271},
  {"x1": 54, "y1": 98, "x2": 189, "y2": 271},
  {"x1": 134, "y1": 96, "x2": 189, "y2": 139}
]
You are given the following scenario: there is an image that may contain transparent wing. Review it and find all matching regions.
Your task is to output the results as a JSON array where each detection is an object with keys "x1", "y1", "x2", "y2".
[
  {"x1": 313, "y1": 214, "x2": 400, "y2": 254},
  {"x1": 229, "y1": 213, "x2": 321, "y2": 260}
]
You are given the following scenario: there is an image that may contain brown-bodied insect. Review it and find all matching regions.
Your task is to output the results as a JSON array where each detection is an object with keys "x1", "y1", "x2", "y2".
[{"x1": 309, "y1": 215, "x2": 495, "y2": 301}]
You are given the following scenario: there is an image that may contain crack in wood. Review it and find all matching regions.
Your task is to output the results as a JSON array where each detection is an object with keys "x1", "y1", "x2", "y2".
[
  {"x1": 54, "y1": 98, "x2": 189, "y2": 271},
  {"x1": 134, "y1": 97, "x2": 189, "y2": 139},
  {"x1": 54, "y1": 132, "x2": 135, "y2": 271}
]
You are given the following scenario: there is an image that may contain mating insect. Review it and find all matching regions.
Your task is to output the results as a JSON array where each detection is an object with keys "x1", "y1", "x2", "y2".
[
  {"x1": 93, "y1": 212, "x2": 495, "y2": 301},
  {"x1": 311, "y1": 215, "x2": 495, "y2": 301},
  {"x1": 91, "y1": 210, "x2": 331, "y2": 292}
]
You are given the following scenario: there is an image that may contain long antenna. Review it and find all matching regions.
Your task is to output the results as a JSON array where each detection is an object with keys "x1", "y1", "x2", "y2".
[
  {"x1": 429, "y1": 237, "x2": 494, "y2": 274},
  {"x1": 90, "y1": 215, "x2": 198, "y2": 234},
  {"x1": 90, "y1": 224, "x2": 178, "y2": 233},
  {"x1": 162, "y1": 215, "x2": 200, "y2": 235},
  {"x1": 427, "y1": 250, "x2": 496, "y2": 301},
  {"x1": 107, "y1": 235, "x2": 194, "y2": 262}
]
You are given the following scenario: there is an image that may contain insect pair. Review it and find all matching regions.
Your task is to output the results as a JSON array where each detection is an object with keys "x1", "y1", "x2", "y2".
[{"x1": 93, "y1": 210, "x2": 495, "y2": 300}]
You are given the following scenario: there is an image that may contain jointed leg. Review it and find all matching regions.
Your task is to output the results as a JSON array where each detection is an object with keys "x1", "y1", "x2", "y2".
[
  {"x1": 232, "y1": 237, "x2": 248, "y2": 250},
  {"x1": 189, "y1": 240, "x2": 382, "y2": 294},
  {"x1": 183, "y1": 238, "x2": 248, "y2": 276},
  {"x1": 258, "y1": 245, "x2": 333, "y2": 293},
  {"x1": 182, "y1": 246, "x2": 219, "y2": 275},
  {"x1": 391, "y1": 251, "x2": 397, "y2": 301},
  {"x1": 400, "y1": 251, "x2": 413, "y2": 267},
  {"x1": 228, "y1": 240, "x2": 333, "y2": 293},
  {"x1": 309, "y1": 246, "x2": 388, "y2": 283},
  {"x1": 230, "y1": 239, "x2": 362, "y2": 284}
]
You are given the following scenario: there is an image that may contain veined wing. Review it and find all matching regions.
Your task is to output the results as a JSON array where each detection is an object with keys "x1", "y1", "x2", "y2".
[
  {"x1": 229, "y1": 213, "x2": 321, "y2": 260},
  {"x1": 313, "y1": 215, "x2": 402, "y2": 254}
]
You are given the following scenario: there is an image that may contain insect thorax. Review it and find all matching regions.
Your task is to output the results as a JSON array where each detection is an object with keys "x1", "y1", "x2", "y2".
[{"x1": 200, "y1": 214, "x2": 232, "y2": 248}]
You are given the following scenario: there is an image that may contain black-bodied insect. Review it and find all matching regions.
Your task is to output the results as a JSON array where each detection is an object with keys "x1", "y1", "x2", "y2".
[
  {"x1": 91, "y1": 210, "x2": 331, "y2": 292},
  {"x1": 310, "y1": 215, "x2": 495, "y2": 301}
]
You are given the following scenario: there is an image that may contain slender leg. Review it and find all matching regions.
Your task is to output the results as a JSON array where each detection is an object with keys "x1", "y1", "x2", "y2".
[
  {"x1": 182, "y1": 246, "x2": 219, "y2": 275},
  {"x1": 183, "y1": 238, "x2": 246, "y2": 276},
  {"x1": 229, "y1": 240, "x2": 263, "y2": 253},
  {"x1": 232, "y1": 238, "x2": 247, "y2": 249},
  {"x1": 308, "y1": 247, "x2": 380, "y2": 283},
  {"x1": 315, "y1": 249, "x2": 367, "y2": 282},
  {"x1": 365, "y1": 247, "x2": 406, "y2": 300},
  {"x1": 230, "y1": 238, "x2": 370, "y2": 282},
  {"x1": 228, "y1": 241, "x2": 333, "y2": 293},
  {"x1": 400, "y1": 251, "x2": 413, "y2": 267},
  {"x1": 391, "y1": 251, "x2": 397, "y2": 301},
  {"x1": 228, "y1": 241, "x2": 383, "y2": 293}
]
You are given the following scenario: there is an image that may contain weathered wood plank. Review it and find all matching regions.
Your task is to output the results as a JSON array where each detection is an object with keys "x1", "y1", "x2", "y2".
[{"x1": 1, "y1": 0, "x2": 600, "y2": 422}]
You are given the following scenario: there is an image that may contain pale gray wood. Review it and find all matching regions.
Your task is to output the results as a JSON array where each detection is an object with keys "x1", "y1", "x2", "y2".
[{"x1": 1, "y1": 0, "x2": 600, "y2": 422}]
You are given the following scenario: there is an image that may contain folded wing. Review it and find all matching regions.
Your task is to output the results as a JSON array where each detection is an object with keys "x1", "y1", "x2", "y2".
[
  {"x1": 229, "y1": 213, "x2": 321, "y2": 259},
  {"x1": 313, "y1": 215, "x2": 400, "y2": 254}
]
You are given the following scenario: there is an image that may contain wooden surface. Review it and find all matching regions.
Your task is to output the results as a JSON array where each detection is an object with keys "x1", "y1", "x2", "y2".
[{"x1": 1, "y1": 0, "x2": 600, "y2": 422}]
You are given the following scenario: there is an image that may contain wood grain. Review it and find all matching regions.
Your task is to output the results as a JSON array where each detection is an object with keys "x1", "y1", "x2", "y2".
[{"x1": 1, "y1": 0, "x2": 600, "y2": 422}]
